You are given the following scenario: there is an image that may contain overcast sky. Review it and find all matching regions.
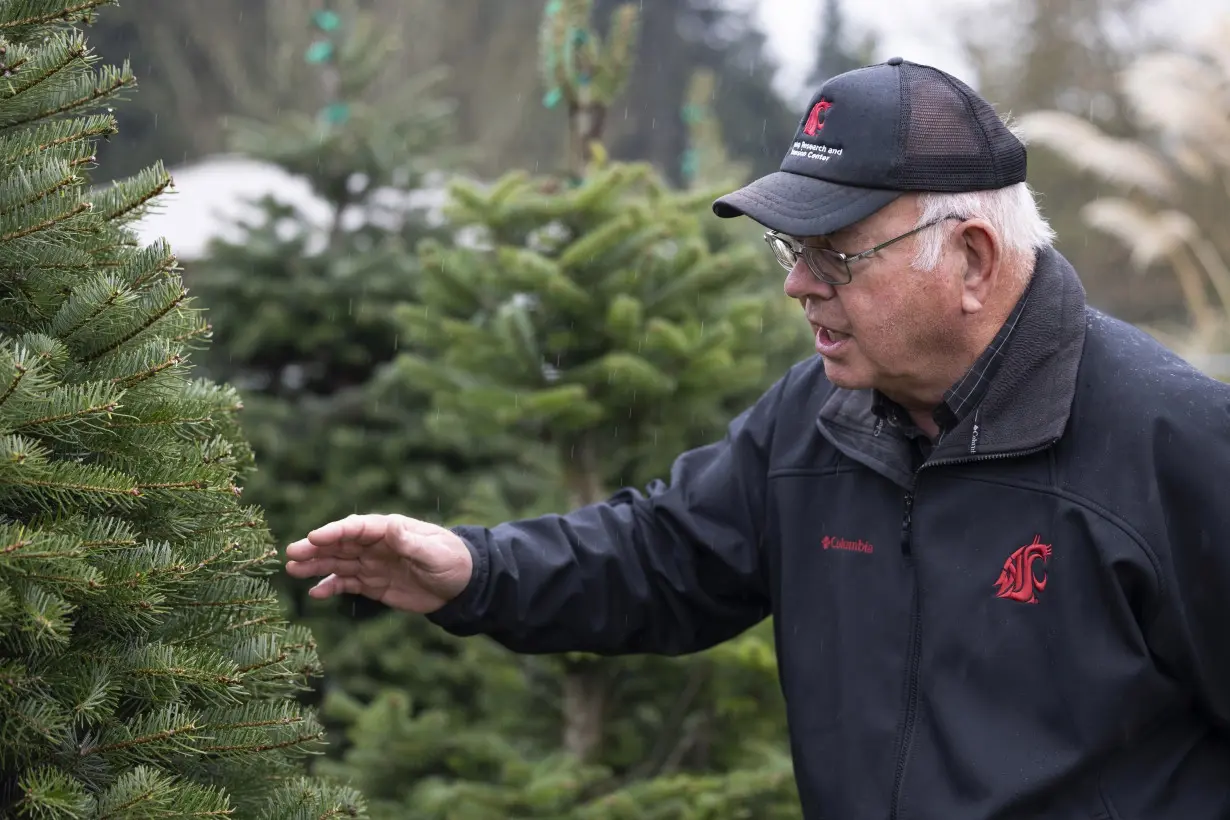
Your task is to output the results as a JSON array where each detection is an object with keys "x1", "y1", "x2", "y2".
[{"x1": 732, "y1": 0, "x2": 1227, "y2": 103}]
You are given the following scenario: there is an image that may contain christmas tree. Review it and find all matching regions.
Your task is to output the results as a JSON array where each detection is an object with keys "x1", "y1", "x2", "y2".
[
  {"x1": 184, "y1": 3, "x2": 558, "y2": 782},
  {"x1": 312, "y1": 1, "x2": 809, "y2": 816},
  {"x1": 186, "y1": 5, "x2": 538, "y2": 607},
  {"x1": 0, "y1": 2, "x2": 363, "y2": 817},
  {"x1": 190, "y1": 4, "x2": 486, "y2": 550}
]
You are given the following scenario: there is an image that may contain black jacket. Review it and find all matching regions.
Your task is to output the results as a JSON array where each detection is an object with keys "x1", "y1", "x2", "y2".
[{"x1": 428, "y1": 248, "x2": 1230, "y2": 819}]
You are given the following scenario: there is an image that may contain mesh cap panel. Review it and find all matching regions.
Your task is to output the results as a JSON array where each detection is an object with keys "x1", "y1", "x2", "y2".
[{"x1": 889, "y1": 64, "x2": 1027, "y2": 191}]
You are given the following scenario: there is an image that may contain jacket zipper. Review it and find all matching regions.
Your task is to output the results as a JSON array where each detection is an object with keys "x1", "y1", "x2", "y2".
[
  {"x1": 889, "y1": 480, "x2": 920, "y2": 820},
  {"x1": 886, "y1": 438, "x2": 1058, "y2": 820},
  {"x1": 899, "y1": 490, "x2": 914, "y2": 555}
]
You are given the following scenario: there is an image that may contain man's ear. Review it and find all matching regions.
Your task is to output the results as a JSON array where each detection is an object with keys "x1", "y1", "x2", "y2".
[{"x1": 958, "y1": 218, "x2": 1000, "y2": 315}]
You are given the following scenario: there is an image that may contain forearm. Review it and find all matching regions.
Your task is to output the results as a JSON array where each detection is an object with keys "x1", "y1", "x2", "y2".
[
  {"x1": 427, "y1": 485, "x2": 770, "y2": 656},
  {"x1": 425, "y1": 374, "x2": 790, "y2": 655}
]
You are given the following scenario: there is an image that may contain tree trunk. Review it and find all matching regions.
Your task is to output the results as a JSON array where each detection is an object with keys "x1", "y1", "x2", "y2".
[
  {"x1": 560, "y1": 435, "x2": 609, "y2": 763},
  {"x1": 561, "y1": 658, "x2": 609, "y2": 762}
]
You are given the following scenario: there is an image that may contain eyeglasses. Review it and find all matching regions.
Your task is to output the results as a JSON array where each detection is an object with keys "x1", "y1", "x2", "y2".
[{"x1": 764, "y1": 214, "x2": 965, "y2": 285}]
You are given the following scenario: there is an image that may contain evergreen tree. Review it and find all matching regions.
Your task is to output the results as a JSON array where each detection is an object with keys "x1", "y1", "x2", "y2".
[
  {"x1": 0, "y1": 2, "x2": 362, "y2": 816},
  {"x1": 313, "y1": 1, "x2": 810, "y2": 816},
  {"x1": 186, "y1": 4, "x2": 533, "y2": 601}
]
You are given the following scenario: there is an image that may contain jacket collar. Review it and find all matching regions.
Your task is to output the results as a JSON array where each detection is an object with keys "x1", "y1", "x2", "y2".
[{"x1": 815, "y1": 246, "x2": 1088, "y2": 486}]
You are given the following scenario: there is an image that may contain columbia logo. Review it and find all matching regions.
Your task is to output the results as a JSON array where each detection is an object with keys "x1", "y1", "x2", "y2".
[{"x1": 822, "y1": 536, "x2": 874, "y2": 554}]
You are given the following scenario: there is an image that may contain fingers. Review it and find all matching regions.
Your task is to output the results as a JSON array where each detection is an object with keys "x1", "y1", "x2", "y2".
[
  {"x1": 284, "y1": 514, "x2": 449, "y2": 595},
  {"x1": 285, "y1": 514, "x2": 394, "y2": 562},
  {"x1": 306, "y1": 573, "x2": 368, "y2": 599},
  {"x1": 306, "y1": 514, "x2": 393, "y2": 547},
  {"x1": 285, "y1": 556, "x2": 362, "y2": 580},
  {"x1": 285, "y1": 537, "x2": 365, "y2": 562}
]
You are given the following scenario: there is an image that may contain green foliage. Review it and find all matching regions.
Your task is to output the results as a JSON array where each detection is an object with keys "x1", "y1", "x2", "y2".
[
  {"x1": 395, "y1": 162, "x2": 805, "y2": 493},
  {"x1": 311, "y1": 5, "x2": 810, "y2": 814},
  {"x1": 312, "y1": 614, "x2": 799, "y2": 819},
  {"x1": 187, "y1": 6, "x2": 529, "y2": 559},
  {"x1": 0, "y1": 2, "x2": 362, "y2": 816}
]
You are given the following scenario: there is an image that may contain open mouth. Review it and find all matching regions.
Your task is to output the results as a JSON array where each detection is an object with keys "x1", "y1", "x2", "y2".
[{"x1": 814, "y1": 325, "x2": 851, "y2": 354}]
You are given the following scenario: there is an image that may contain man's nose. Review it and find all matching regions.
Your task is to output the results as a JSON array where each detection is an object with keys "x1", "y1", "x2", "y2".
[{"x1": 784, "y1": 259, "x2": 836, "y2": 301}]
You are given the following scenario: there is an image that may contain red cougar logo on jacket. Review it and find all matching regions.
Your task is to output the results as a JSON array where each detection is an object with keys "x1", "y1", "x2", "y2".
[
  {"x1": 802, "y1": 100, "x2": 833, "y2": 136},
  {"x1": 993, "y1": 535, "x2": 1052, "y2": 604}
]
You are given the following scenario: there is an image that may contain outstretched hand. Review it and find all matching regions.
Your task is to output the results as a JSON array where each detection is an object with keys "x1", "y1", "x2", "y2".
[{"x1": 284, "y1": 514, "x2": 473, "y2": 613}]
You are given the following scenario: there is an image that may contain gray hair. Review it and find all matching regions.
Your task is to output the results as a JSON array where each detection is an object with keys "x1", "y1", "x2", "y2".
[
  {"x1": 909, "y1": 119, "x2": 1055, "y2": 278},
  {"x1": 910, "y1": 182, "x2": 1056, "y2": 276}
]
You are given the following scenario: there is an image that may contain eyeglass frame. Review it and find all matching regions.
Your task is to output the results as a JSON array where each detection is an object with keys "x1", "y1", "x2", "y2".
[{"x1": 763, "y1": 213, "x2": 966, "y2": 285}]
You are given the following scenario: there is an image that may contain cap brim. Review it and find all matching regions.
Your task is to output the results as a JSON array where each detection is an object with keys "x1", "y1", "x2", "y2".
[{"x1": 713, "y1": 171, "x2": 903, "y2": 237}]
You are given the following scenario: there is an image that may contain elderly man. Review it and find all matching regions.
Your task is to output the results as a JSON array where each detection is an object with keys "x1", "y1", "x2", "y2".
[{"x1": 285, "y1": 58, "x2": 1230, "y2": 819}]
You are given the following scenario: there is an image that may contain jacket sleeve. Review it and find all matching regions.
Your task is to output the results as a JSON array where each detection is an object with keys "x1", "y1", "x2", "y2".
[
  {"x1": 1148, "y1": 393, "x2": 1230, "y2": 730},
  {"x1": 424, "y1": 372, "x2": 788, "y2": 657}
]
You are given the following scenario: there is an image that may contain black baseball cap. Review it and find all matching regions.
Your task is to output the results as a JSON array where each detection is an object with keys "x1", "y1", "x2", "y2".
[{"x1": 713, "y1": 57, "x2": 1027, "y2": 237}]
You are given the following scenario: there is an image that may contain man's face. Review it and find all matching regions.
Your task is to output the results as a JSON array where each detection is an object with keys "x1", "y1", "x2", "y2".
[{"x1": 782, "y1": 196, "x2": 966, "y2": 399}]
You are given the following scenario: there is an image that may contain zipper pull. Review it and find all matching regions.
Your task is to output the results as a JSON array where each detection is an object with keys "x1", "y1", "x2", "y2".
[{"x1": 900, "y1": 491, "x2": 914, "y2": 555}]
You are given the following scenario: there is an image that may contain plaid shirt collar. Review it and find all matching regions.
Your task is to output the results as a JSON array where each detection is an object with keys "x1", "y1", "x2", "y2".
[{"x1": 873, "y1": 277, "x2": 1035, "y2": 436}]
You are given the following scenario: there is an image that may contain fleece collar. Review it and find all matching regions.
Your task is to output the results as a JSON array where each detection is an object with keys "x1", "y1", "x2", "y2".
[{"x1": 815, "y1": 246, "x2": 1088, "y2": 488}]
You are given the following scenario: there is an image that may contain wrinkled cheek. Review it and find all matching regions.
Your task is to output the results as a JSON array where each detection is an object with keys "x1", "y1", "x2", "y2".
[
  {"x1": 852, "y1": 321, "x2": 908, "y2": 378},
  {"x1": 849, "y1": 318, "x2": 889, "y2": 361}
]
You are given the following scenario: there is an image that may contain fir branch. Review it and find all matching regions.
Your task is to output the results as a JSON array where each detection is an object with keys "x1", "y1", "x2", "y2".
[
  {"x1": 0, "y1": 0, "x2": 112, "y2": 30},
  {"x1": 0, "y1": 161, "x2": 81, "y2": 218},
  {"x1": 0, "y1": 527, "x2": 89, "y2": 561},
  {"x1": 104, "y1": 413, "x2": 211, "y2": 431},
  {"x1": 170, "y1": 321, "x2": 211, "y2": 347},
  {"x1": 0, "y1": 199, "x2": 89, "y2": 243},
  {"x1": 79, "y1": 284, "x2": 188, "y2": 363},
  {"x1": 234, "y1": 651, "x2": 289, "y2": 677},
  {"x1": 1, "y1": 465, "x2": 140, "y2": 506},
  {"x1": 127, "y1": 663, "x2": 242, "y2": 690},
  {"x1": 4, "y1": 695, "x2": 67, "y2": 743},
  {"x1": 2, "y1": 63, "x2": 134, "y2": 132},
  {"x1": 164, "y1": 614, "x2": 280, "y2": 649},
  {"x1": 13, "y1": 581, "x2": 74, "y2": 647},
  {"x1": 136, "y1": 479, "x2": 207, "y2": 491},
  {"x1": 182, "y1": 594, "x2": 273, "y2": 610},
  {"x1": 0, "y1": 32, "x2": 87, "y2": 105},
  {"x1": 1, "y1": 533, "x2": 35, "y2": 554},
  {"x1": 232, "y1": 547, "x2": 278, "y2": 575},
  {"x1": 0, "y1": 359, "x2": 27, "y2": 408},
  {"x1": 0, "y1": 114, "x2": 116, "y2": 165},
  {"x1": 91, "y1": 163, "x2": 172, "y2": 224},
  {"x1": 199, "y1": 729, "x2": 322, "y2": 756},
  {"x1": 80, "y1": 720, "x2": 200, "y2": 758},
  {"x1": 93, "y1": 765, "x2": 232, "y2": 819},
  {"x1": 110, "y1": 352, "x2": 182, "y2": 389},
  {"x1": 9, "y1": 396, "x2": 116, "y2": 432},
  {"x1": 120, "y1": 240, "x2": 177, "y2": 290},
  {"x1": 76, "y1": 520, "x2": 138, "y2": 550}
]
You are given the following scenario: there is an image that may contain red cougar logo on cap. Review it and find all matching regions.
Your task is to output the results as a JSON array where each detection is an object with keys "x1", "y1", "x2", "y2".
[{"x1": 802, "y1": 100, "x2": 833, "y2": 136}]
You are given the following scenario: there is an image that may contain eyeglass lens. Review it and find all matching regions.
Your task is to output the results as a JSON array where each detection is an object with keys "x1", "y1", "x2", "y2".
[{"x1": 766, "y1": 234, "x2": 847, "y2": 284}]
